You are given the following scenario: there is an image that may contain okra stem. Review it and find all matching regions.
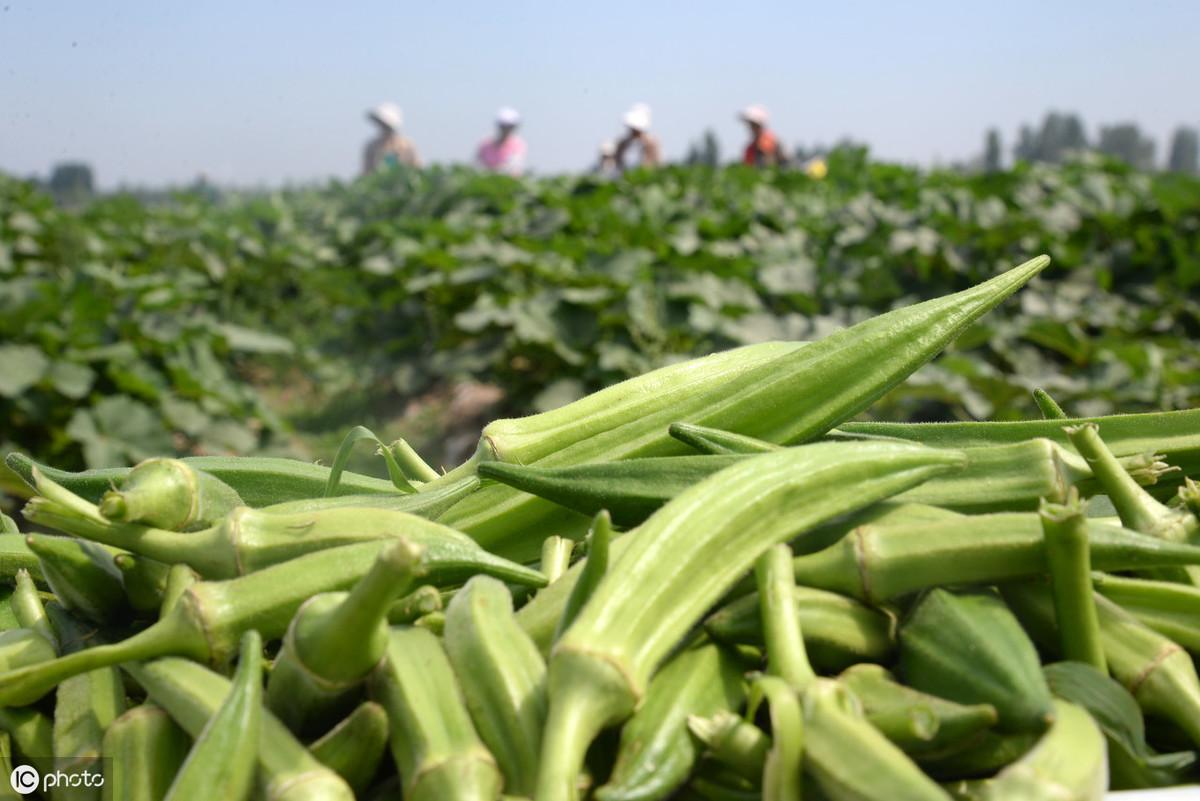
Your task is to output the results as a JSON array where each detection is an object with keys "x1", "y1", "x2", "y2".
[
  {"x1": 756, "y1": 544, "x2": 816, "y2": 691},
  {"x1": 1041, "y1": 490, "x2": 1106, "y2": 671},
  {"x1": 1032, "y1": 388, "x2": 1068, "y2": 420}
]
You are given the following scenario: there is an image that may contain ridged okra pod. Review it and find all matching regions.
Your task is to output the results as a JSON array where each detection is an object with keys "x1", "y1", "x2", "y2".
[
  {"x1": 125, "y1": 657, "x2": 353, "y2": 801},
  {"x1": 536, "y1": 441, "x2": 965, "y2": 801},
  {"x1": 971, "y1": 700, "x2": 1107, "y2": 801},
  {"x1": 1041, "y1": 490, "x2": 1105, "y2": 671},
  {"x1": 445, "y1": 256, "x2": 1047, "y2": 560},
  {"x1": 0, "y1": 536, "x2": 513, "y2": 707},
  {"x1": 0, "y1": 627, "x2": 57, "y2": 673},
  {"x1": 101, "y1": 704, "x2": 190, "y2": 801},
  {"x1": 899, "y1": 589, "x2": 1053, "y2": 734},
  {"x1": 790, "y1": 512, "x2": 1200, "y2": 604},
  {"x1": 0, "y1": 706, "x2": 54, "y2": 777},
  {"x1": 25, "y1": 534, "x2": 127, "y2": 625},
  {"x1": 688, "y1": 711, "x2": 771, "y2": 784},
  {"x1": 1032, "y1": 387, "x2": 1069, "y2": 420},
  {"x1": 837, "y1": 664, "x2": 997, "y2": 756},
  {"x1": 266, "y1": 540, "x2": 424, "y2": 735},
  {"x1": 369, "y1": 626, "x2": 502, "y2": 801},
  {"x1": 540, "y1": 536, "x2": 574, "y2": 584},
  {"x1": 53, "y1": 667, "x2": 126, "y2": 801},
  {"x1": 1003, "y1": 582, "x2": 1200, "y2": 748},
  {"x1": 24, "y1": 470, "x2": 540, "y2": 584},
  {"x1": 554, "y1": 511, "x2": 613, "y2": 640},
  {"x1": 594, "y1": 642, "x2": 745, "y2": 801},
  {"x1": 669, "y1": 422, "x2": 780, "y2": 455},
  {"x1": 0, "y1": 732, "x2": 19, "y2": 801},
  {"x1": 0, "y1": 532, "x2": 41, "y2": 584},
  {"x1": 257, "y1": 474, "x2": 478, "y2": 517},
  {"x1": 6, "y1": 452, "x2": 398, "y2": 507},
  {"x1": 802, "y1": 679, "x2": 951, "y2": 801},
  {"x1": 756, "y1": 544, "x2": 816, "y2": 690},
  {"x1": 308, "y1": 702, "x2": 390, "y2": 796},
  {"x1": 112, "y1": 554, "x2": 171, "y2": 615},
  {"x1": 12, "y1": 568, "x2": 57, "y2": 651},
  {"x1": 163, "y1": 631, "x2": 262, "y2": 801},
  {"x1": 1092, "y1": 572, "x2": 1200, "y2": 653},
  {"x1": 99, "y1": 458, "x2": 242, "y2": 531},
  {"x1": 444, "y1": 576, "x2": 547, "y2": 797}
]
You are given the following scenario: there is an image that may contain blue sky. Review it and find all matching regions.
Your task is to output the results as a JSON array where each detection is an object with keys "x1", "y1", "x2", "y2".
[{"x1": 1, "y1": 0, "x2": 1197, "y2": 187}]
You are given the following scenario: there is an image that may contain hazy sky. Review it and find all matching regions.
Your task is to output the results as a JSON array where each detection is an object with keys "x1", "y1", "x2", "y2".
[{"x1": 2, "y1": 0, "x2": 1197, "y2": 187}]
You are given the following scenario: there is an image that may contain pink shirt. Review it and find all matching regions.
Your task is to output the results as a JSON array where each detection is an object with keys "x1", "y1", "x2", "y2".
[{"x1": 477, "y1": 135, "x2": 527, "y2": 175}]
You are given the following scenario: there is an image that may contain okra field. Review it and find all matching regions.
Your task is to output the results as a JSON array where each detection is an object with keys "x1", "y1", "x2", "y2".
[{"x1": 3, "y1": 153, "x2": 1200, "y2": 800}]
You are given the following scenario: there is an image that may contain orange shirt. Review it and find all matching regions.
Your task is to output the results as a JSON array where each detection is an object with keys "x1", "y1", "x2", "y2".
[{"x1": 744, "y1": 130, "x2": 779, "y2": 166}]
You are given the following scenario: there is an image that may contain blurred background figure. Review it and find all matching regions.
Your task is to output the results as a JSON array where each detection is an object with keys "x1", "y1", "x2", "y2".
[
  {"x1": 362, "y1": 102, "x2": 419, "y2": 175},
  {"x1": 593, "y1": 140, "x2": 619, "y2": 177},
  {"x1": 477, "y1": 107, "x2": 527, "y2": 176},
  {"x1": 740, "y1": 104, "x2": 787, "y2": 167},
  {"x1": 614, "y1": 103, "x2": 661, "y2": 171}
]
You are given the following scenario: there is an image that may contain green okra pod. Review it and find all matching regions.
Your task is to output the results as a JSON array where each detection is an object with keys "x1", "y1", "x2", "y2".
[
  {"x1": 0, "y1": 588, "x2": 16, "y2": 632},
  {"x1": 163, "y1": 630, "x2": 262, "y2": 801},
  {"x1": 112, "y1": 553, "x2": 171, "y2": 615},
  {"x1": 99, "y1": 458, "x2": 243, "y2": 532},
  {"x1": 53, "y1": 665, "x2": 126, "y2": 801},
  {"x1": 257, "y1": 474, "x2": 478, "y2": 517},
  {"x1": 803, "y1": 678, "x2": 951, "y2": 801},
  {"x1": 1003, "y1": 582, "x2": 1200, "y2": 748},
  {"x1": 1032, "y1": 388, "x2": 1068, "y2": 420},
  {"x1": 756, "y1": 544, "x2": 816, "y2": 690},
  {"x1": 158, "y1": 564, "x2": 197, "y2": 617},
  {"x1": 668, "y1": 422, "x2": 780, "y2": 455},
  {"x1": 899, "y1": 589, "x2": 1054, "y2": 734},
  {"x1": 790, "y1": 512, "x2": 1200, "y2": 605},
  {"x1": 1041, "y1": 489, "x2": 1105, "y2": 671},
  {"x1": 101, "y1": 704, "x2": 190, "y2": 801},
  {"x1": 838, "y1": 664, "x2": 998, "y2": 756},
  {"x1": 385, "y1": 436, "x2": 442, "y2": 483},
  {"x1": 444, "y1": 576, "x2": 547, "y2": 797},
  {"x1": 25, "y1": 534, "x2": 128, "y2": 625},
  {"x1": 540, "y1": 536, "x2": 574, "y2": 584},
  {"x1": 0, "y1": 627, "x2": 57, "y2": 672},
  {"x1": 446, "y1": 256, "x2": 1048, "y2": 561},
  {"x1": 0, "y1": 533, "x2": 42, "y2": 583},
  {"x1": 12, "y1": 568, "x2": 57, "y2": 651},
  {"x1": 554, "y1": 510, "x2": 613, "y2": 641},
  {"x1": 0, "y1": 533, "x2": 532, "y2": 707},
  {"x1": 369, "y1": 626, "x2": 502, "y2": 801},
  {"x1": 537, "y1": 441, "x2": 965, "y2": 801},
  {"x1": 747, "y1": 676, "x2": 803, "y2": 801},
  {"x1": 266, "y1": 540, "x2": 424, "y2": 735},
  {"x1": 688, "y1": 711, "x2": 771, "y2": 784},
  {"x1": 0, "y1": 732, "x2": 19, "y2": 801},
  {"x1": 308, "y1": 701, "x2": 390, "y2": 796},
  {"x1": 126, "y1": 656, "x2": 353, "y2": 801},
  {"x1": 0, "y1": 706, "x2": 54, "y2": 778},
  {"x1": 24, "y1": 469, "x2": 540, "y2": 583},
  {"x1": 595, "y1": 642, "x2": 745, "y2": 801},
  {"x1": 1092, "y1": 572, "x2": 1200, "y2": 653},
  {"x1": 5, "y1": 452, "x2": 398, "y2": 507},
  {"x1": 972, "y1": 700, "x2": 1107, "y2": 801}
]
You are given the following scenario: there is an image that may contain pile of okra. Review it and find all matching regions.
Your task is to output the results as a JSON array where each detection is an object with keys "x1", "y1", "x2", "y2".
[{"x1": 3, "y1": 254, "x2": 1200, "y2": 801}]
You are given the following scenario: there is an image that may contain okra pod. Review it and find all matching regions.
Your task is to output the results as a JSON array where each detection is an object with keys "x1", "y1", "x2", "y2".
[
  {"x1": 125, "y1": 656, "x2": 354, "y2": 801},
  {"x1": 899, "y1": 589, "x2": 1054, "y2": 733},
  {"x1": 368, "y1": 626, "x2": 503, "y2": 801},
  {"x1": 266, "y1": 540, "x2": 424, "y2": 734},
  {"x1": 0, "y1": 533, "x2": 42, "y2": 583},
  {"x1": 446, "y1": 256, "x2": 1047, "y2": 560},
  {"x1": 101, "y1": 704, "x2": 190, "y2": 801},
  {"x1": 163, "y1": 631, "x2": 262, "y2": 801},
  {"x1": 53, "y1": 664, "x2": 126, "y2": 801},
  {"x1": 688, "y1": 711, "x2": 770, "y2": 784},
  {"x1": 537, "y1": 441, "x2": 965, "y2": 801},
  {"x1": 595, "y1": 642, "x2": 745, "y2": 801},
  {"x1": 540, "y1": 536, "x2": 574, "y2": 584},
  {"x1": 25, "y1": 469, "x2": 541, "y2": 583},
  {"x1": 0, "y1": 706, "x2": 54, "y2": 777},
  {"x1": 158, "y1": 564, "x2": 197, "y2": 617},
  {"x1": 112, "y1": 554, "x2": 171, "y2": 615},
  {"x1": 308, "y1": 701, "x2": 390, "y2": 796},
  {"x1": 790, "y1": 512, "x2": 1200, "y2": 605},
  {"x1": 1006, "y1": 583, "x2": 1200, "y2": 748},
  {"x1": 747, "y1": 676, "x2": 803, "y2": 801},
  {"x1": 0, "y1": 533, "x2": 533, "y2": 707},
  {"x1": 668, "y1": 422, "x2": 780, "y2": 455},
  {"x1": 1092, "y1": 572, "x2": 1200, "y2": 653},
  {"x1": 802, "y1": 678, "x2": 951, "y2": 801},
  {"x1": 444, "y1": 576, "x2": 547, "y2": 797},
  {"x1": 0, "y1": 627, "x2": 57, "y2": 672},
  {"x1": 838, "y1": 664, "x2": 997, "y2": 756},
  {"x1": 6, "y1": 452, "x2": 398, "y2": 506},
  {"x1": 1032, "y1": 388, "x2": 1068, "y2": 420},
  {"x1": 12, "y1": 568, "x2": 57, "y2": 651},
  {"x1": 25, "y1": 534, "x2": 128, "y2": 624},
  {"x1": 99, "y1": 458, "x2": 243, "y2": 531},
  {"x1": 973, "y1": 700, "x2": 1107, "y2": 801},
  {"x1": 554, "y1": 510, "x2": 613, "y2": 641},
  {"x1": 257, "y1": 474, "x2": 478, "y2": 517},
  {"x1": 1041, "y1": 490, "x2": 1105, "y2": 671}
]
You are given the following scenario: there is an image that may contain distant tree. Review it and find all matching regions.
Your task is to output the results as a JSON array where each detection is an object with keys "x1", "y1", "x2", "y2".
[
  {"x1": 983, "y1": 128, "x2": 1003, "y2": 172},
  {"x1": 1167, "y1": 127, "x2": 1199, "y2": 174},
  {"x1": 684, "y1": 129, "x2": 721, "y2": 166},
  {"x1": 1013, "y1": 112, "x2": 1089, "y2": 164},
  {"x1": 1097, "y1": 123, "x2": 1157, "y2": 170},
  {"x1": 48, "y1": 162, "x2": 95, "y2": 206}
]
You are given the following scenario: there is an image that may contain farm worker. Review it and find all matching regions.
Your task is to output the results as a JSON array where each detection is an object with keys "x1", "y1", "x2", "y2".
[
  {"x1": 477, "y1": 107, "x2": 528, "y2": 176},
  {"x1": 593, "y1": 140, "x2": 619, "y2": 178},
  {"x1": 362, "y1": 102, "x2": 419, "y2": 175},
  {"x1": 614, "y1": 103, "x2": 661, "y2": 171},
  {"x1": 740, "y1": 104, "x2": 787, "y2": 167}
]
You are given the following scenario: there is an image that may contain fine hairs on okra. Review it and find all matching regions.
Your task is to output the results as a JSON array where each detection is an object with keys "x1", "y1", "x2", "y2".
[{"x1": 537, "y1": 441, "x2": 966, "y2": 801}]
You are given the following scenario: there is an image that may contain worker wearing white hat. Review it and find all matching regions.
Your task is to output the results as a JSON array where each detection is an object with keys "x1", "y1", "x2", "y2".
[
  {"x1": 477, "y1": 107, "x2": 527, "y2": 176},
  {"x1": 614, "y1": 102, "x2": 661, "y2": 172},
  {"x1": 739, "y1": 104, "x2": 787, "y2": 167},
  {"x1": 362, "y1": 102, "x2": 419, "y2": 175}
]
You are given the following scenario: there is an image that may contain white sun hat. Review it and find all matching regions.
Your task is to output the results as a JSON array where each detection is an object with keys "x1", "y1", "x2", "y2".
[
  {"x1": 740, "y1": 104, "x2": 769, "y2": 125},
  {"x1": 622, "y1": 102, "x2": 652, "y2": 132},
  {"x1": 369, "y1": 102, "x2": 403, "y2": 131},
  {"x1": 496, "y1": 106, "x2": 521, "y2": 127},
  {"x1": 599, "y1": 139, "x2": 616, "y2": 156}
]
